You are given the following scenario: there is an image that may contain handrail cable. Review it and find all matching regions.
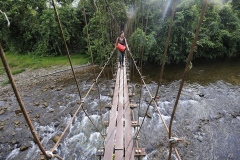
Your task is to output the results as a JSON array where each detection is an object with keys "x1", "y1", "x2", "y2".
[
  {"x1": 133, "y1": 0, "x2": 178, "y2": 158},
  {"x1": 127, "y1": 58, "x2": 140, "y2": 151},
  {"x1": 168, "y1": 1, "x2": 208, "y2": 160},
  {"x1": 0, "y1": 44, "x2": 51, "y2": 159},
  {"x1": 96, "y1": 83, "x2": 104, "y2": 140},
  {"x1": 128, "y1": 51, "x2": 181, "y2": 159},
  {"x1": 51, "y1": 0, "x2": 115, "y2": 152},
  {"x1": 129, "y1": 51, "x2": 168, "y2": 133},
  {"x1": 51, "y1": 51, "x2": 115, "y2": 152},
  {"x1": 137, "y1": 0, "x2": 152, "y2": 138},
  {"x1": 138, "y1": 73, "x2": 143, "y2": 131}
]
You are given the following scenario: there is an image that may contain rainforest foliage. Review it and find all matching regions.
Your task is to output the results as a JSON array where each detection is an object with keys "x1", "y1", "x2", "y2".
[{"x1": 0, "y1": 0, "x2": 239, "y2": 64}]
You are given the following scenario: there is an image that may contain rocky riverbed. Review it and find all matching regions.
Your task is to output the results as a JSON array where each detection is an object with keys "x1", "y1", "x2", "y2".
[
  {"x1": 0, "y1": 64, "x2": 102, "y2": 159},
  {"x1": 0, "y1": 64, "x2": 240, "y2": 160}
]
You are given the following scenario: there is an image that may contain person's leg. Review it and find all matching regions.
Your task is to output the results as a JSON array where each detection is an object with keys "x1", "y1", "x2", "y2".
[
  {"x1": 118, "y1": 50, "x2": 122, "y2": 66},
  {"x1": 121, "y1": 51, "x2": 125, "y2": 66}
]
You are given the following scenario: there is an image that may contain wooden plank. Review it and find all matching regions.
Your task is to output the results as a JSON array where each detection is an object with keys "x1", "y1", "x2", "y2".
[
  {"x1": 104, "y1": 66, "x2": 120, "y2": 160},
  {"x1": 115, "y1": 150, "x2": 124, "y2": 160},
  {"x1": 115, "y1": 66, "x2": 124, "y2": 159},
  {"x1": 124, "y1": 62, "x2": 134, "y2": 160}
]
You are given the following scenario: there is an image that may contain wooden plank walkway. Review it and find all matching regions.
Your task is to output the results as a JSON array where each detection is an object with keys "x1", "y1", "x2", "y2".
[
  {"x1": 115, "y1": 66, "x2": 124, "y2": 159},
  {"x1": 104, "y1": 61, "x2": 134, "y2": 160},
  {"x1": 124, "y1": 62, "x2": 134, "y2": 160},
  {"x1": 104, "y1": 66, "x2": 120, "y2": 160}
]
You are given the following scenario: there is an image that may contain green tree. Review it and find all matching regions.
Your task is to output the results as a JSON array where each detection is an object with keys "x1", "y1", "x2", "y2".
[
  {"x1": 197, "y1": 3, "x2": 240, "y2": 58},
  {"x1": 1, "y1": 0, "x2": 240, "y2": 63},
  {"x1": 129, "y1": 28, "x2": 156, "y2": 61},
  {"x1": 232, "y1": 0, "x2": 240, "y2": 18},
  {"x1": 169, "y1": 3, "x2": 198, "y2": 63}
]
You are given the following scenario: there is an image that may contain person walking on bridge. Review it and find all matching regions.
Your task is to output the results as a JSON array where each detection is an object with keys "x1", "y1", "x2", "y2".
[{"x1": 114, "y1": 31, "x2": 130, "y2": 67}]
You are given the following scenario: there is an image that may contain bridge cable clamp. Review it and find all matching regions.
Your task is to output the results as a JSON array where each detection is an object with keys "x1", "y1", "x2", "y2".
[
  {"x1": 32, "y1": 130, "x2": 37, "y2": 134},
  {"x1": 46, "y1": 151, "x2": 54, "y2": 159},
  {"x1": 169, "y1": 137, "x2": 183, "y2": 144},
  {"x1": 80, "y1": 98, "x2": 85, "y2": 104}
]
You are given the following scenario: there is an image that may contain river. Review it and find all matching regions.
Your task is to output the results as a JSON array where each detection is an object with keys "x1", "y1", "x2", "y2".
[{"x1": 1, "y1": 57, "x2": 239, "y2": 160}]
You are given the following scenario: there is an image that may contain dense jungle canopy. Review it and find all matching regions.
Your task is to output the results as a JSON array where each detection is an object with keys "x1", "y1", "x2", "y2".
[{"x1": 0, "y1": 0, "x2": 240, "y2": 64}]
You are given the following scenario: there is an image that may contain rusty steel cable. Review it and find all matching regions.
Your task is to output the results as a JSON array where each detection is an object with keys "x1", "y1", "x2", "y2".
[
  {"x1": 129, "y1": 51, "x2": 169, "y2": 133},
  {"x1": 82, "y1": 0, "x2": 106, "y2": 144},
  {"x1": 128, "y1": 51, "x2": 181, "y2": 159},
  {"x1": 133, "y1": 1, "x2": 179, "y2": 157},
  {"x1": 51, "y1": 51, "x2": 115, "y2": 152},
  {"x1": 135, "y1": 98, "x2": 154, "y2": 137},
  {"x1": 51, "y1": 0, "x2": 108, "y2": 148},
  {"x1": 128, "y1": 60, "x2": 140, "y2": 154},
  {"x1": 154, "y1": 0, "x2": 176, "y2": 98},
  {"x1": 54, "y1": 154, "x2": 64, "y2": 160},
  {"x1": 138, "y1": 40, "x2": 145, "y2": 138},
  {"x1": 82, "y1": 0, "x2": 97, "y2": 79},
  {"x1": 137, "y1": 3, "x2": 152, "y2": 138},
  {"x1": 96, "y1": 83, "x2": 105, "y2": 140},
  {"x1": 51, "y1": 0, "x2": 82, "y2": 100},
  {"x1": 168, "y1": 1, "x2": 208, "y2": 160},
  {"x1": 0, "y1": 44, "x2": 51, "y2": 159}
]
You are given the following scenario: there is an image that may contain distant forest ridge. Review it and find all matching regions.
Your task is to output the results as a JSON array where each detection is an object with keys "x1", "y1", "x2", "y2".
[{"x1": 0, "y1": 0, "x2": 240, "y2": 64}]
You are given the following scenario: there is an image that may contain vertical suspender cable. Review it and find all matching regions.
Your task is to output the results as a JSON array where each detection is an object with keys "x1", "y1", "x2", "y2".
[
  {"x1": 82, "y1": 0, "x2": 105, "y2": 140},
  {"x1": 168, "y1": 1, "x2": 208, "y2": 160},
  {"x1": 51, "y1": 0, "x2": 82, "y2": 99},
  {"x1": 154, "y1": 0, "x2": 176, "y2": 98},
  {"x1": 137, "y1": 0, "x2": 151, "y2": 137},
  {"x1": 51, "y1": 52, "x2": 114, "y2": 152},
  {"x1": 82, "y1": 0, "x2": 97, "y2": 79},
  {"x1": 98, "y1": 12, "x2": 106, "y2": 141},
  {"x1": 51, "y1": 0, "x2": 110, "y2": 152},
  {"x1": 128, "y1": 51, "x2": 181, "y2": 159}
]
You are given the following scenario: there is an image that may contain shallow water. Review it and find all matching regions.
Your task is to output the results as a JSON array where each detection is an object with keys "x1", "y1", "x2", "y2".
[{"x1": 137, "y1": 57, "x2": 240, "y2": 85}]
